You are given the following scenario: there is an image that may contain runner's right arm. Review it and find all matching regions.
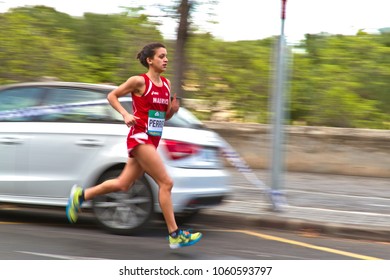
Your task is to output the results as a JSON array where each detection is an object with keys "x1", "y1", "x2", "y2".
[{"x1": 107, "y1": 76, "x2": 145, "y2": 127}]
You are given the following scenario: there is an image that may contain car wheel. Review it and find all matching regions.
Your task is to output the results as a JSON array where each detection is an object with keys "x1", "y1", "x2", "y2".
[{"x1": 92, "y1": 169, "x2": 154, "y2": 235}]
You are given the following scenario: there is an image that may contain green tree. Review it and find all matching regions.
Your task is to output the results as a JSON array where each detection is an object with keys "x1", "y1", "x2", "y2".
[
  {"x1": 0, "y1": 6, "x2": 165, "y2": 84},
  {"x1": 0, "y1": 6, "x2": 85, "y2": 83},
  {"x1": 72, "y1": 10, "x2": 163, "y2": 83},
  {"x1": 185, "y1": 35, "x2": 272, "y2": 122},
  {"x1": 292, "y1": 34, "x2": 389, "y2": 128}
]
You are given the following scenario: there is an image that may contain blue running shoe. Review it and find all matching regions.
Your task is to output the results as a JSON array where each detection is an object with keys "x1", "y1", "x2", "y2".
[
  {"x1": 169, "y1": 229, "x2": 202, "y2": 249},
  {"x1": 66, "y1": 184, "x2": 84, "y2": 223}
]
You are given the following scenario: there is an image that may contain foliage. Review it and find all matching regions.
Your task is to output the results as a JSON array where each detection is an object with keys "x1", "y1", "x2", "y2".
[
  {"x1": 185, "y1": 35, "x2": 272, "y2": 122},
  {"x1": 0, "y1": 6, "x2": 389, "y2": 129},
  {"x1": 0, "y1": 6, "x2": 163, "y2": 84},
  {"x1": 292, "y1": 34, "x2": 390, "y2": 128}
]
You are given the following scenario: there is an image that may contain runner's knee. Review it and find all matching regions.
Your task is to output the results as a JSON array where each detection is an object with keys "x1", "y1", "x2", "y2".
[{"x1": 159, "y1": 176, "x2": 174, "y2": 192}]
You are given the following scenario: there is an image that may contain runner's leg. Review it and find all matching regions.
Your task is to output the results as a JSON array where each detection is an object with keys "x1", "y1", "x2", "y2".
[
  {"x1": 131, "y1": 144, "x2": 177, "y2": 233},
  {"x1": 84, "y1": 157, "x2": 144, "y2": 201}
]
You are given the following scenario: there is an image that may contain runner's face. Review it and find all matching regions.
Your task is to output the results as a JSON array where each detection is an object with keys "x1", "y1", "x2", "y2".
[{"x1": 150, "y1": 48, "x2": 168, "y2": 72}]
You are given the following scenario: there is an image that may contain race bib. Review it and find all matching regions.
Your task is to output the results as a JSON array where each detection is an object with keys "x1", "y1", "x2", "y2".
[{"x1": 147, "y1": 110, "x2": 166, "y2": 136}]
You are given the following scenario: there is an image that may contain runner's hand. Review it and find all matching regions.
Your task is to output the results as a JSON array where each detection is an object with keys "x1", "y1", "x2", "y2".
[
  {"x1": 123, "y1": 113, "x2": 139, "y2": 127},
  {"x1": 171, "y1": 94, "x2": 180, "y2": 114}
]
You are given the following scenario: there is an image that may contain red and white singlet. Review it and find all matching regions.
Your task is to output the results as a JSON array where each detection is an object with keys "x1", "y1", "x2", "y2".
[{"x1": 127, "y1": 73, "x2": 170, "y2": 156}]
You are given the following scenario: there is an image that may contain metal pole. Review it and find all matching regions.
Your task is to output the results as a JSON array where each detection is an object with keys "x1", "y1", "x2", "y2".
[{"x1": 269, "y1": 0, "x2": 288, "y2": 211}]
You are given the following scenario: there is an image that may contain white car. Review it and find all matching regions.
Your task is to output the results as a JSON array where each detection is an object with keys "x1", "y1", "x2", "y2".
[{"x1": 0, "y1": 82, "x2": 231, "y2": 234}]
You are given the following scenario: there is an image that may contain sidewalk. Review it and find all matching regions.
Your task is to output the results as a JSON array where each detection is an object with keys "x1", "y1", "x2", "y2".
[{"x1": 203, "y1": 167, "x2": 390, "y2": 242}]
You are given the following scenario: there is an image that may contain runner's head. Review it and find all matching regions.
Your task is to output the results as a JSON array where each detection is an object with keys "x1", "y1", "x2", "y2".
[{"x1": 137, "y1": 43, "x2": 167, "y2": 69}]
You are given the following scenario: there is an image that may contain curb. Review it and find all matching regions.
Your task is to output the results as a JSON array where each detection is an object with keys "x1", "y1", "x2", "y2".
[{"x1": 199, "y1": 211, "x2": 390, "y2": 242}]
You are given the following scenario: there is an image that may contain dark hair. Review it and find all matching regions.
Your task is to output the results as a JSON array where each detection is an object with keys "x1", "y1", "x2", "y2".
[{"x1": 136, "y1": 42, "x2": 166, "y2": 68}]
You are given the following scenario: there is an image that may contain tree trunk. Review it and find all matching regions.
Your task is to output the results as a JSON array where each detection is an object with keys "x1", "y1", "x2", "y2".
[{"x1": 173, "y1": 0, "x2": 191, "y2": 98}]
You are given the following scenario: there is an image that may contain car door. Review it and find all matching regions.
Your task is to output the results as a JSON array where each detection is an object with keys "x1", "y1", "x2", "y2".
[
  {"x1": 0, "y1": 87, "x2": 45, "y2": 196},
  {"x1": 23, "y1": 87, "x2": 113, "y2": 199}
]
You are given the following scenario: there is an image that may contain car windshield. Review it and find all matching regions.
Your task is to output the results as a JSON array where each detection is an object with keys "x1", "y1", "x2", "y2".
[{"x1": 165, "y1": 107, "x2": 206, "y2": 129}]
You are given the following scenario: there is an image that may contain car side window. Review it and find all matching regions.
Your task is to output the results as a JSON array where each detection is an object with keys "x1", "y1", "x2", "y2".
[
  {"x1": 43, "y1": 88, "x2": 104, "y2": 105},
  {"x1": 0, "y1": 85, "x2": 131, "y2": 124},
  {"x1": 39, "y1": 88, "x2": 118, "y2": 123},
  {"x1": 0, "y1": 87, "x2": 45, "y2": 121}
]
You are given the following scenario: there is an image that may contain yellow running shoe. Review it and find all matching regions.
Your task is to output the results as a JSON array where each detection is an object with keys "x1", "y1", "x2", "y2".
[
  {"x1": 169, "y1": 229, "x2": 202, "y2": 249},
  {"x1": 66, "y1": 184, "x2": 84, "y2": 223}
]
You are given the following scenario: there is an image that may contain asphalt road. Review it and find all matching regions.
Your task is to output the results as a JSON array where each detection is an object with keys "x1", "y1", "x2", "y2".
[{"x1": 0, "y1": 207, "x2": 389, "y2": 260}]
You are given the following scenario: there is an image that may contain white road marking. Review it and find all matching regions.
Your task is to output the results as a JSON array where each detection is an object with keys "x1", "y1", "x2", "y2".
[{"x1": 15, "y1": 251, "x2": 110, "y2": 260}]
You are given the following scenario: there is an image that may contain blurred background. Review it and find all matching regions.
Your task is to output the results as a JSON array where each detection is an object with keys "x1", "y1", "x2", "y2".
[
  {"x1": 0, "y1": 1, "x2": 390, "y2": 261},
  {"x1": 0, "y1": 0, "x2": 389, "y2": 128},
  {"x1": 0, "y1": 0, "x2": 389, "y2": 179}
]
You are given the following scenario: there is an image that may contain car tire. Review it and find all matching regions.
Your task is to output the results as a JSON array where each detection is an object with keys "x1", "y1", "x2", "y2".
[{"x1": 92, "y1": 169, "x2": 154, "y2": 235}]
